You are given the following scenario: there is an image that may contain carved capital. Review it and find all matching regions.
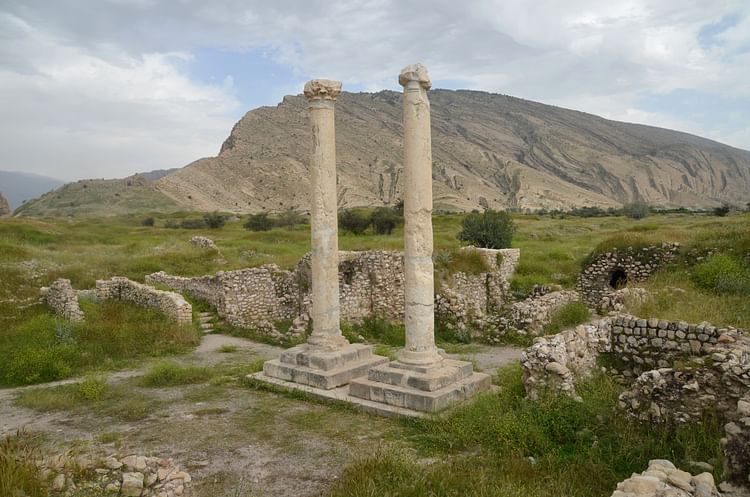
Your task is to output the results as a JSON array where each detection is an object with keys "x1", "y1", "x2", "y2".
[
  {"x1": 399, "y1": 63, "x2": 431, "y2": 90},
  {"x1": 304, "y1": 79, "x2": 342, "y2": 101}
]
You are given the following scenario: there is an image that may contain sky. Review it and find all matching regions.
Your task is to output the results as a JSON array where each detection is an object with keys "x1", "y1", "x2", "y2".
[{"x1": 0, "y1": 0, "x2": 749, "y2": 182}]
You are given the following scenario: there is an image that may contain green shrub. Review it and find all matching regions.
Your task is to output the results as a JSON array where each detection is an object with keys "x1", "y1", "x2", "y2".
[
  {"x1": 691, "y1": 254, "x2": 750, "y2": 295},
  {"x1": 621, "y1": 202, "x2": 650, "y2": 220},
  {"x1": 339, "y1": 209, "x2": 371, "y2": 235},
  {"x1": 179, "y1": 218, "x2": 207, "y2": 229},
  {"x1": 713, "y1": 204, "x2": 731, "y2": 217},
  {"x1": 140, "y1": 217, "x2": 155, "y2": 227},
  {"x1": 542, "y1": 301, "x2": 592, "y2": 335},
  {"x1": 457, "y1": 209, "x2": 515, "y2": 249},
  {"x1": 370, "y1": 207, "x2": 401, "y2": 235},
  {"x1": 203, "y1": 212, "x2": 226, "y2": 229},
  {"x1": 275, "y1": 209, "x2": 307, "y2": 229},
  {"x1": 77, "y1": 376, "x2": 109, "y2": 401},
  {"x1": 244, "y1": 213, "x2": 274, "y2": 231}
]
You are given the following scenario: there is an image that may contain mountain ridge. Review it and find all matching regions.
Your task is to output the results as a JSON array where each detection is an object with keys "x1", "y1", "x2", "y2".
[{"x1": 16, "y1": 89, "x2": 750, "y2": 217}]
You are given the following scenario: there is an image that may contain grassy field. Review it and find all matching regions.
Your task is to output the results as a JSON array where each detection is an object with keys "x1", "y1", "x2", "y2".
[{"x1": 1, "y1": 210, "x2": 748, "y2": 387}]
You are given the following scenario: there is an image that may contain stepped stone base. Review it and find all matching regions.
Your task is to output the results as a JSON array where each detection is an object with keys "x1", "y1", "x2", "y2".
[
  {"x1": 262, "y1": 343, "x2": 388, "y2": 390},
  {"x1": 349, "y1": 358, "x2": 491, "y2": 413}
]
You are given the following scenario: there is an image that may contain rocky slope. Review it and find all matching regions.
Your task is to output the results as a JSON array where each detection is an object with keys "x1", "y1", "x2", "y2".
[{"x1": 156, "y1": 89, "x2": 750, "y2": 213}]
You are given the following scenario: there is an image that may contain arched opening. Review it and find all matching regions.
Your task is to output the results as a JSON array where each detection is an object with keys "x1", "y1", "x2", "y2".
[{"x1": 608, "y1": 268, "x2": 628, "y2": 289}]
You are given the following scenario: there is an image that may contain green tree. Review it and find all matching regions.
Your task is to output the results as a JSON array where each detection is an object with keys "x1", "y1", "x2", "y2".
[
  {"x1": 203, "y1": 212, "x2": 226, "y2": 229},
  {"x1": 244, "y1": 213, "x2": 274, "y2": 231},
  {"x1": 457, "y1": 209, "x2": 515, "y2": 249},
  {"x1": 370, "y1": 207, "x2": 400, "y2": 235},
  {"x1": 713, "y1": 204, "x2": 731, "y2": 217},
  {"x1": 339, "y1": 209, "x2": 371, "y2": 235},
  {"x1": 621, "y1": 202, "x2": 650, "y2": 220}
]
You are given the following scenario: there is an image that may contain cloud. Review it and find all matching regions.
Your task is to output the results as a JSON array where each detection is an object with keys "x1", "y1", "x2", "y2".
[{"x1": 0, "y1": 0, "x2": 748, "y2": 181}]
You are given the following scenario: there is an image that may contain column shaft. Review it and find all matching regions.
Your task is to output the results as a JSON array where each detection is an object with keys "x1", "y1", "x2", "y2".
[{"x1": 398, "y1": 64, "x2": 442, "y2": 366}]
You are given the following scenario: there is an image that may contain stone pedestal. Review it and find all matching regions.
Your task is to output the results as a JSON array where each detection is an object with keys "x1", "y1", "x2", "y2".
[
  {"x1": 259, "y1": 79, "x2": 387, "y2": 391},
  {"x1": 348, "y1": 63, "x2": 490, "y2": 413}
]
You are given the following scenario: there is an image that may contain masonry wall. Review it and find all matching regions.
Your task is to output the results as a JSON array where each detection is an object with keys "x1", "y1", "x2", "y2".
[
  {"x1": 577, "y1": 242, "x2": 679, "y2": 307},
  {"x1": 148, "y1": 248, "x2": 520, "y2": 334},
  {"x1": 95, "y1": 277, "x2": 192, "y2": 325},
  {"x1": 42, "y1": 278, "x2": 84, "y2": 322}
]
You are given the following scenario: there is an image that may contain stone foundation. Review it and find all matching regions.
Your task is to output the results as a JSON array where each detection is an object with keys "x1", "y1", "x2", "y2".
[{"x1": 722, "y1": 396, "x2": 750, "y2": 488}]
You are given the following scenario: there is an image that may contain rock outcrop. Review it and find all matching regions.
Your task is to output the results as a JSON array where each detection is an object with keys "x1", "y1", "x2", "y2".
[{"x1": 0, "y1": 192, "x2": 10, "y2": 216}]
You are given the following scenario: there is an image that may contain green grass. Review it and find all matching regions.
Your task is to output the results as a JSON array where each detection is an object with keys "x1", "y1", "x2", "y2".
[
  {"x1": 139, "y1": 361, "x2": 210, "y2": 387},
  {"x1": 342, "y1": 316, "x2": 405, "y2": 347},
  {"x1": 542, "y1": 301, "x2": 592, "y2": 335},
  {"x1": 217, "y1": 344, "x2": 239, "y2": 353},
  {"x1": 0, "y1": 300, "x2": 200, "y2": 386},
  {"x1": 0, "y1": 431, "x2": 47, "y2": 497},
  {"x1": 327, "y1": 364, "x2": 724, "y2": 497}
]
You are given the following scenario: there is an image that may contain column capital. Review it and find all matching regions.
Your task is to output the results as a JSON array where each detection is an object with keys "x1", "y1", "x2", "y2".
[
  {"x1": 304, "y1": 79, "x2": 342, "y2": 102},
  {"x1": 399, "y1": 63, "x2": 431, "y2": 90}
]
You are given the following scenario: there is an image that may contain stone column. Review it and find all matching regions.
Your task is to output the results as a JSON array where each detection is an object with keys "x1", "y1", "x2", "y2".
[
  {"x1": 304, "y1": 79, "x2": 349, "y2": 351},
  {"x1": 397, "y1": 64, "x2": 443, "y2": 367}
]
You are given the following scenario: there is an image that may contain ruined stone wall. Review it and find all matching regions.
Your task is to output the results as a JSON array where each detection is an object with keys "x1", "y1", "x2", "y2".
[
  {"x1": 149, "y1": 248, "x2": 518, "y2": 335},
  {"x1": 521, "y1": 318, "x2": 612, "y2": 400},
  {"x1": 577, "y1": 242, "x2": 679, "y2": 308},
  {"x1": 618, "y1": 334, "x2": 749, "y2": 423},
  {"x1": 722, "y1": 395, "x2": 750, "y2": 488},
  {"x1": 511, "y1": 290, "x2": 580, "y2": 334},
  {"x1": 611, "y1": 459, "x2": 720, "y2": 497},
  {"x1": 41, "y1": 278, "x2": 84, "y2": 322},
  {"x1": 95, "y1": 277, "x2": 192, "y2": 325}
]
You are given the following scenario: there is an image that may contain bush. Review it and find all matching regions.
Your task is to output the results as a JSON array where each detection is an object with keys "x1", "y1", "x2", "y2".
[
  {"x1": 691, "y1": 254, "x2": 750, "y2": 295},
  {"x1": 457, "y1": 209, "x2": 515, "y2": 249},
  {"x1": 370, "y1": 207, "x2": 400, "y2": 235},
  {"x1": 244, "y1": 213, "x2": 274, "y2": 231},
  {"x1": 339, "y1": 209, "x2": 371, "y2": 235},
  {"x1": 713, "y1": 204, "x2": 731, "y2": 217},
  {"x1": 621, "y1": 202, "x2": 650, "y2": 220},
  {"x1": 275, "y1": 209, "x2": 307, "y2": 229},
  {"x1": 140, "y1": 217, "x2": 155, "y2": 227},
  {"x1": 203, "y1": 212, "x2": 226, "y2": 229}
]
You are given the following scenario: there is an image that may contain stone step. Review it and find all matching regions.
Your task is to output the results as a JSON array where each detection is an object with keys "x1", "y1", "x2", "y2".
[
  {"x1": 366, "y1": 359, "x2": 474, "y2": 392},
  {"x1": 349, "y1": 371, "x2": 492, "y2": 413},
  {"x1": 198, "y1": 316, "x2": 213, "y2": 324},
  {"x1": 279, "y1": 343, "x2": 376, "y2": 371},
  {"x1": 263, "y1": 354, "x2": 389, "y2": 390}
]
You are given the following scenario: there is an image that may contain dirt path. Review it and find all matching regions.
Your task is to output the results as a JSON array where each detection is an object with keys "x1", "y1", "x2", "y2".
[{"x1": 0, "y1": 335, "x2": 523, "y2": 496}]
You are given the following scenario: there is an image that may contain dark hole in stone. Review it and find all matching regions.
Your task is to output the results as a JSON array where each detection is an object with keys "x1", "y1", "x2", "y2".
[{"x1": 609, "y1": 268, "x2": 628, "y2": 289}]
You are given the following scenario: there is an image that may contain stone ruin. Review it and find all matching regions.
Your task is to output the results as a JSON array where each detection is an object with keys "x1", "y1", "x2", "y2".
[
  {"x1": 577, "y1": 242, "x2": 679, "y2": 309},
  {"x1": 611, "y1": 459, "x2": 720, "y2": 497},
  {"x1": 43, "y1": 276, "x2": 192, "y2": 326},
  {"x1": 0, "y1": 191, "x2": 10, "y2": 217}
]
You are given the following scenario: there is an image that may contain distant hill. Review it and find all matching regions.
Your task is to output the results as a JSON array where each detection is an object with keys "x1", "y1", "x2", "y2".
[
  {"x1": 139, "y1": 168, "x2": 179, "y2": 181},
  {"x1": 15, "y1": 174, "x2": 180, "y2": 217},
  {"x1": 17, "y1": 89, "x2": 750, "y2": 217},
  {"x1": 0, "y1": 171, "x2": 64, "y2": 210}
]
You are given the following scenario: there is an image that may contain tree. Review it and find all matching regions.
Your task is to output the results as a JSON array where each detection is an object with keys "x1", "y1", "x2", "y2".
[
  {"x1": 275, "y1": 209, "x2": 307, "y2": 229},
  {"x1": 244, "y1": 213, "x2": 274, "y2": 231},
  {"x1": 203, "y1": 212, "x2": 226, "y2": 229},
  {"x1": 140, "y1": 217, "x2": 155, "y2": 227},
  {"x1": 339, "y1": 209, "x2": 371, "y2": 235},
  {"x1": 713, "y1": 204, "x2": 731, "y2": 217},
  {"x1": 457, "y1": 209, "x2": 515, "y2": 249},
  {"x1": 621, "y1": 202, "x2": 650, "y2": 220},
  {"x1": 370, "y1": 207, "x2": 400, "y2": 235}
]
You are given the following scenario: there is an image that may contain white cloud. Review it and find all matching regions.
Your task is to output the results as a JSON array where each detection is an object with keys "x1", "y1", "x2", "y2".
[{"x1": 0, "y1": 0, "x2": 749, "y2": 182}]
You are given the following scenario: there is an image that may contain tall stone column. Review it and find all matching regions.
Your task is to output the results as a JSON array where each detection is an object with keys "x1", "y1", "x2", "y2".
[
  {"x1": 348, "y1": 64, "x2": 490, "y2": 413},
  {"x1": 304, "y1": 79, "x2": 348, "y2": 351},
  {"x1": 259, "y1": 79, "x2": 387, "y2": 390},
  {"x1": 397, "y1": 63, "x2": 443, "y2": 367}
]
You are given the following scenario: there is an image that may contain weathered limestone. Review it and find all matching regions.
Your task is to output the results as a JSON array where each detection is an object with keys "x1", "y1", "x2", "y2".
[
  {"x1": 261, "y1": 79, "x2": 387, "y2": 390},
  {"x1": 95, "y1": 277, "x2": 192, "y2": 325},
  {"x1": 610, "y1": 459, "x2": 720, "y2": 497},
  {"x1": 349, "y1": 64, "x2": 490, "y2": 413},
  {"x1": 41, "y1": 278, "x2": 85, "y2": 322}
]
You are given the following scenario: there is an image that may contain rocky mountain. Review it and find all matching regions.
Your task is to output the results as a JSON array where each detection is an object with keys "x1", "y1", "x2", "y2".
[
  {"x1": 156, "y1": 90, "x2": 750, "y2": 213},
  {"x1": 16, "y1": 89, "x2": 750, "y2": 217},
  {"x1": 0, "y1": 170, "x2": 64, "y2": 211},
  {"x1": 0, "y1": 192, "x2": 10, "y2": 217}
]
